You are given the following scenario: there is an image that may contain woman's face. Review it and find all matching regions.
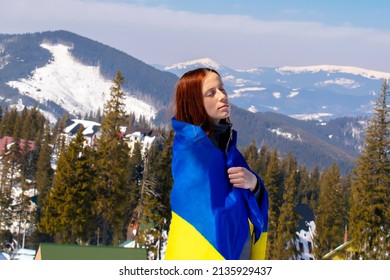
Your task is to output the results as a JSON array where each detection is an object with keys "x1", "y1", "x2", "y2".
[{"x1": 202, "y1": 72, "x2": 230, "y2": 125}]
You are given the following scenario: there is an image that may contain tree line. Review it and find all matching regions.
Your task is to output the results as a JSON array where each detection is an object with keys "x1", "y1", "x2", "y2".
[{"x1": 0, "y1": 72, "x2": 388, "y2": 260}]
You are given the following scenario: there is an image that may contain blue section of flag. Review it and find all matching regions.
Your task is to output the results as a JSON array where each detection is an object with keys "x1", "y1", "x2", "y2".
[{"x1": 168, "y1": 118, "x2": 268, "y2": 259}]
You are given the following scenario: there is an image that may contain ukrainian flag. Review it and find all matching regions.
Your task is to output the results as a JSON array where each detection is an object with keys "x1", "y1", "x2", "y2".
[{"x1": 165, "y1": 119, "x2": 268, "y2": 260}]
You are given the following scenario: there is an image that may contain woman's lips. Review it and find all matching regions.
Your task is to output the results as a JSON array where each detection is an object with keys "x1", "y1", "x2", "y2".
[{"x1": 219, "y1": 104, "x2": 229, "y2": 110}]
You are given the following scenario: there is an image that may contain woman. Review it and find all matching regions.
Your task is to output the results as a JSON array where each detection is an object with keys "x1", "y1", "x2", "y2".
[{"x1": 165, "y1": 68, "x2": 268, "y2": 260}]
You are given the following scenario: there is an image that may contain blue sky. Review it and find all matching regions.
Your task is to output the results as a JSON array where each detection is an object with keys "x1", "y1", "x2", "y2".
[
  {"x1": 1, "y1": 0, "x2": 390, "y2": 72},
  {"x1": 119, "y1": 0, "x2": 390, "y2": 29}
]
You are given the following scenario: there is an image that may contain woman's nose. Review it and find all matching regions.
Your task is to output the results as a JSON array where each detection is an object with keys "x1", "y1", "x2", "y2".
[{"x1": 217, "y1": 89, "x2": 227, "y2": 99}]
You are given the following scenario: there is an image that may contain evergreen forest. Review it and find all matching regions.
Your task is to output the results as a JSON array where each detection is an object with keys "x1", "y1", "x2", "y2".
[{"x1": 0, "y1": 72, "x2": 388, "y2": 260}]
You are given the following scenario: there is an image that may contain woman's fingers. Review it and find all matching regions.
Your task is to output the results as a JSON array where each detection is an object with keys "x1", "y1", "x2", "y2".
[{"x1": 227, "y1": 167, "x2": 257, "y2": 191}]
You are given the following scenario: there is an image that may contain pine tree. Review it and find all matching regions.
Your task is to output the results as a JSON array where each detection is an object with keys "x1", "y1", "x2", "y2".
[
  {"x1": 350, "y1": 80, "x2": 390, "y2": 259},
  {"x1": 35, "y1": 124, "x2": 54, "y2": 218},
  {"x1": 94, "y1": 71, "x2": 132, "y2": 245},
  {"x1": 0, "y1": 107, "x2": 48, "y2": 248},
  {"x1": 138, "y1": 130, "x2": 173, "y2": 259},
  {"x1": 308, "y1": 166, "x2": 321, "y2": 211},
  {"x1": 133, "y1": 143, "x2": 157, "y2": 255},
  {"x1": 0, "y1": 107, "x2": 18, "y2": 137},
  {"x1": 34, "y1": 123, "x2": 55, "y2": 244},
  {"x1": 39, "y1": 127, "x2": 96, "y2": 244},
  {"x1": 243, "y1": 140, "x2": 261, "y2": 175},
  {"x1": 13, "y1": 177, "x2": 34, "y2": 247},
  {"x1": 296, "y1": 166, "x2": 308, "y2": 204},
  {"x1": 128, "y1": 141, "x2": 144, "y2": 212},
  {"x1": 19, "y1": 136, "x2": 35, "y2": 185},
  {"x1": 274, "y1": 155, "x2": 300, "y2": 259},
  {"x1": 0, "y1": 145, "x2": 13, "y2": 231},
  {"x1": 264, "y1": 148, "x2": 282, "y2": 259},
  {"x1": 258, "y1": 145, "x2": 270, "y2": 178},
  {"x1": 13, "y1": 107, "x2": 26, "y2": 139},
  {"x1": 155, "y1": 130, "x2": 174, "y2": 228},
  {"x1": 6, "y1": 136, "x2": 22, "y2": 192},
  {"x1": 51, "y1": 114, "x2": 69, "y2": 154},
  {"x1": 24, "y1": 106, "x2": 46, "y2": 141},
  {"x1": 314, "y1": 162, "x2": 347, "y2": 259},
  {"x1": 14, "y1": 117, "x2": 36, "y2": 248},
  {"x1": 95, "y1": 107, "x2": 102, "y2": 123},
  {"x1": 0, "y1": 134, "x2": 26, "y2": 245}
]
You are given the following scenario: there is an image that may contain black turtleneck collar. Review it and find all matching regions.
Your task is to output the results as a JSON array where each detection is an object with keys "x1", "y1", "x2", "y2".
[{"x1": 209, "y1": 121, "x2": 232, "y2": 152}]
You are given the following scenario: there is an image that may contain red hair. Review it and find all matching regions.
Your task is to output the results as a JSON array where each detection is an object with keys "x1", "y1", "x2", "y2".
[{"x1": 172, "y1": 68, "x2": 229, "y2": 135}]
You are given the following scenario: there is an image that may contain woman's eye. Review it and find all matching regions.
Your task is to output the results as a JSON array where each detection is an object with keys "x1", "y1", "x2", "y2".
[{"x1": 207, "y1": 89, "x2": 216, "y2": 96}]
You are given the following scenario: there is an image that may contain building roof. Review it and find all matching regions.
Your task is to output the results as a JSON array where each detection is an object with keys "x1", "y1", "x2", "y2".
[
  {"x1": 0, "y1": 136, "x2": 36, "y2": 155},
  {"x1": 35, "y1": 243, "x2": 147, "y2": 260},
  {"x1": 322, "y1": 240, "x2": 354, "y2": 260},
  {"x1": 64, "y1": 119, "x2": 101, "y2": 137}
]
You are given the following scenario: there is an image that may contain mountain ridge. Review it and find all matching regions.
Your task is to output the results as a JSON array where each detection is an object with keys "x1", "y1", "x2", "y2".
[
  {"x1": 163, "y1": 57, "x2": 390, "y2": 80},
  {"x1": 0, "y1": 30, "x2": 370, "y2": 173},
  {"x1": 161, "y1": 58, "x2": 387, "y2": 120}
]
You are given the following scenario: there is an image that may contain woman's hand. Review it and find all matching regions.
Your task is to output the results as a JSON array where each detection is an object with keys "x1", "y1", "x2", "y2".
[{"x1": 227, "y1": 167, "x2": 257, "y2": 192}]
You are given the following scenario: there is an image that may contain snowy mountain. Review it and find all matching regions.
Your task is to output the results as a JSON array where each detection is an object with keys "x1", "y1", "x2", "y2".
[
  {"x1": 0, "y1": 30, "x2": 178, "y2": 123},
  {"x1": 161, "y1": 58, "x2": 389, "y2": 120},
  {"x1": 0, "y1": 31, "x2": 370, "y2": 172},
  {"x1": 7, "y1": 43, "x2": 156, "y2": 122}
]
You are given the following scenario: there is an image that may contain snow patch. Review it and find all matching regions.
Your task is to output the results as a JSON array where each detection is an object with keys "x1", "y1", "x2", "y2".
[
  {"x1": 233, "y1": 78, "x2": 251, "y2": 87},
  {"x1": 272, "y1": 92, "x2": 281, "y2": 99},
  {"x1": 287, "y1": 90, "x2": 299, "y2": 98},
  {"x1": 315, "y1": 78, "x2": 360, "y2": 89},
  {"x1": 237, "y1": 68, "x2": 263, "y2": 74},
  {"x1": 165, "y1": 58, "x2": 220, "y2": 70},
  {"x1": 248, "y1": 105, "x2": 257, "y2": 113},
  {"x1": 266, "y1": 105, "x2": 279, "y2": 111},
  {"x1": 230, "y1": 87, "x2": 266, "y2": 98},
  {"x1": 269, "y1": 128, "x2": 301, "y2": 141},
  {"x1": 224, "y1": 75, "x2": 235, "y2": 81},
  {"x1": 276, "y1": 65, "x2": 390, "y2": 80},
  {"x1": 0, "y1": 55, "x2": 10, "y2": 70},
  {"x1": 7, "y1": 43, "x2": 156, "y2": 122},
  {"x1": 289, "y1": 113, "x2": 333, "y2": 121},
  {"x1": 9, "y1": 99, "x2": 58, "y2": 123}
]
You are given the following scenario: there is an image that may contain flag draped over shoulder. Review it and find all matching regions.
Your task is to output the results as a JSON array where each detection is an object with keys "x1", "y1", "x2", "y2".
[{"x1": 165, "y1": 118, "x2": 268, "y2": 260}]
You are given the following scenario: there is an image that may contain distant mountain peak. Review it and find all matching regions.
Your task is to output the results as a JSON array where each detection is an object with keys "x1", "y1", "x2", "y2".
[
  {"x1": 276, "y1": 65, "x2": 390, "y2": 80},
  {"x1": 164, "y1": 58, "x2": 221, "y2": 71}
]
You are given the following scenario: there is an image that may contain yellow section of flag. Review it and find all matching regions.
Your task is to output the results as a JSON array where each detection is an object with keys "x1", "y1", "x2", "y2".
[{"x1": 165, "y1": 212, "x2": 225, "y2": 260}]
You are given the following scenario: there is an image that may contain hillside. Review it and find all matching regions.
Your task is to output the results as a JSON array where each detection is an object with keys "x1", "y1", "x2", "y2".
[
  {"x1": 0, "y1": 31, "x2": 178, "y2": 118},
  {"x1": 0, "y1": 30, "x2": 369, "y2": 172},
  {"x1": 231, "y1": 106, "x2": 365, "y2": 173}
]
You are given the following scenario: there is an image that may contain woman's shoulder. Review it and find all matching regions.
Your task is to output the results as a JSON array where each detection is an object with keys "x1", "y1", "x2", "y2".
[{"x1": 172, "y1": 118, "x2": 210, "y2": 148}]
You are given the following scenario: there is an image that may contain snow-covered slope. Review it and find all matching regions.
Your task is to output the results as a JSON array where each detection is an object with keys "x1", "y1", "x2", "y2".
[
  {"x1": 277, "y1": 65, "x2": 390, "y2": 80},
  {"x1": 6, "y1": 43, "x2": 156, "y2": 122},
  {"x1": 165, "y1": 58, "x2": 221, "y2": 71},
  {"x1": 163, "y1": 59, "x2": 389, "y2": 120}
]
